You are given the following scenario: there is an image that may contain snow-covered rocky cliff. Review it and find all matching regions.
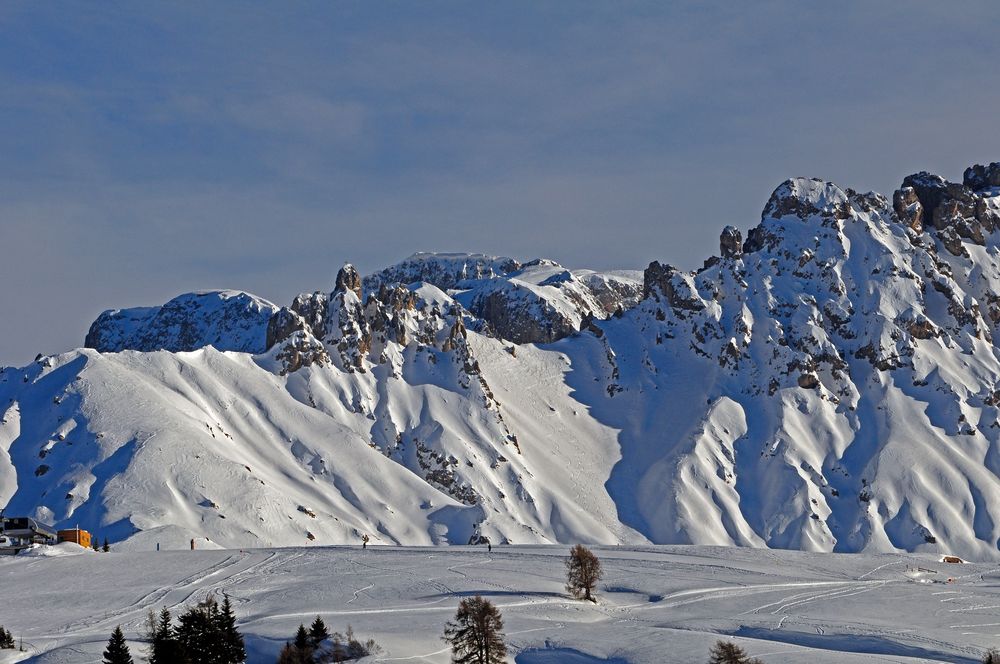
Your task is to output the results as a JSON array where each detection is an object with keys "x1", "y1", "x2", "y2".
[{"x1": 6, "y1": 161, "x2": 1000, "y2": 559}]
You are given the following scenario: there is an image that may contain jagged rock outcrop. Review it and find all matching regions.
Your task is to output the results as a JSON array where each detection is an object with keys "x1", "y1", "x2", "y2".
[
  {"x1": 720, "y1": 225, "x2": 742, "y2": 259},
  {"x1": 964, "y1": 162, "x2": 1000, "y2": 190},
  {"x1": 642, "y1": 261, "x2": 704, "y2": 313},
  {"x1": 273, "y1": 329, "x2": 330, "y2": 375},
  {"x1": 266, "y1": 308, "x2": 307, "y2": 351},
  {"x1": 335, "y1": 263, "x2": 363, "y2": 299},
  {"x1": 896, "y1": 167, "x2": 1000, "y2": 256},
  {"x1": 366, "y1": 253, "x2": 642, "y2": 345},
  {"x1": 325, "y1": 265, "x2": 372, "y2": 372},
  {"x1": 892, "y1": 186, "x2": 923, "y2": 233},
  {"x1": 290, "y1": 292, "x2": 329, "y2": 340}
]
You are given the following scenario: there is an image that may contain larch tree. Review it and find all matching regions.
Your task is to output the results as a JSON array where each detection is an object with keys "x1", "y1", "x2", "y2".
[
  {"x1": 708, "y1": 640, "x2": 764, "y2": 664},
  {"x1": 443, "y1": 596, "x2": 507, "y2": 664},
  {"x1": 565, "y1": 544, "x2": 603, "y2": 602}
]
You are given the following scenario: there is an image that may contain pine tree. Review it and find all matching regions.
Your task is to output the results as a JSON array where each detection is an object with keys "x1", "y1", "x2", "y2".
[
  {"x1": 172, "y1": 595, "x2": 246, "y2": 664},
  {"x1": 177, "y1": 597, "x2": 222, "y2": 664},
  {"x1": 149, "y1": 607, "x2": 187, "y2": 664},
  {"x1": 290, "y1": 624, "x2": 315, "y2": 662},
  {"x1": 102, "y1": 625, "x2": 133, "y2": 664},
  {"x1": 92, "y1": 537, "x2": 100, "y2": 552},
  {"x1": 0, "y1": 626, "x2": 15, "y2": 649},
  {"x1": 708, "y1": 640, "x2": 764, "y2": 664},
  {"x1": 218, "y1": 595, "x2": 247, "y2": 664},
  {"x1": 308, "y1": 616, "x2": 329, "y2": 649},
  {"x1": 565, "y1": 544, "x2": 602, "y2": 602},
  {"x1": 984, "y1": 650, "x2": 1000, "y2": 664},
  {"x1": 443, "y1": 596, "x2": 507, "y2": 664},
  {"x1": 294, "y1": 624, "x2": 310, "y2": 651},
  {"x1": 103, "y1": 537, "x2": 110, "y2": 552}
]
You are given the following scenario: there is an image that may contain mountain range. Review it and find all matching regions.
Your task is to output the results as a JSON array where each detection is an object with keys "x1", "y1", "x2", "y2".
[{"x1": 5, "y1": 161, "x2": 1000, "y2": 559}]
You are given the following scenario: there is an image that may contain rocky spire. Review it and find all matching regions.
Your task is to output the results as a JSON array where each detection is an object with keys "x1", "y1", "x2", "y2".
[
  {"x1": 335, "y1": 263, "x2": 363, "y2": 299},
  {"x1": 719, "y1": 226, "x2": 742, "y2": 259}
]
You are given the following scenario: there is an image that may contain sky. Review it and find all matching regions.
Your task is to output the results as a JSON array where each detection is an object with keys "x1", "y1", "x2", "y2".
[{"x1": 2, "y1": 2, "x2": 1000, "y2": 366}]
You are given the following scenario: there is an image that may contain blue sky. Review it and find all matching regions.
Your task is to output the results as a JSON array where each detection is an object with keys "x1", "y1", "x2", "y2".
[{"x1": 2, "y1": 2, "x2": 1000, "y2": 365}]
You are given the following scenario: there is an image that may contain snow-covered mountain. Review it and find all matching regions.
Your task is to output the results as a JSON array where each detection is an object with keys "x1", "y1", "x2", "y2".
[{"x1": 6, "y1": 161, "x2": 1000, "y2": 560}]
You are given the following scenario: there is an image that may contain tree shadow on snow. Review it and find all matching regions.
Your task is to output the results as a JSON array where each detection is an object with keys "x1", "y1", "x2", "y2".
[
  {"x1": 418, "y1": 590, "x2": 565, "y2": 600},
  {"x1": 516, "y1": 647, "x2": 630, "y2": 664},
  {"x1": 729, "y1": 626, "x2": 982, "y2": 664}
]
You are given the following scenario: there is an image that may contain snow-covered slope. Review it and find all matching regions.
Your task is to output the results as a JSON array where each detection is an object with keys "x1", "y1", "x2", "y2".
[
  {"x1": 3, "y1": 544, "x2": 997, "y2": 664},
  {"x1": 6, "y1": 161, "x2": 1000, "y2": 560}
]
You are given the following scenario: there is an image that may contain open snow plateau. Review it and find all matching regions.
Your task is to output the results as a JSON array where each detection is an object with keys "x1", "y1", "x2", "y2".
[{"x1": 1, "y1": 544, "x2": 998, "y2": 663}]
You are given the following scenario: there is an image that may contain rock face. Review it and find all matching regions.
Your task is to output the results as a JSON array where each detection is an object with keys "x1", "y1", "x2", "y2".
[
  {"x1": 720, "y1": 225, "x2": 743, "y2": 259},
  {"x1": 895, "y1": 167, "x2": 1000, "y2": 256},
  {"x1": 642, "y1": 261, "x2": 703, "y2": 312},
  {"x1": 85, "y1": 290, "x2": 279, "y2": 354},
  {"x1": 334, "y1": 264, "x2": 363, "y2": 299},
  {"x1": 892, "y1": 186, "x2": 923, "y2": 233},
  {"x1": 365, "y1": 253, "x2": 642, "y2": 345},
  {"x1": 963, "y1": 162, "x2": 1000, "y2": 191}
]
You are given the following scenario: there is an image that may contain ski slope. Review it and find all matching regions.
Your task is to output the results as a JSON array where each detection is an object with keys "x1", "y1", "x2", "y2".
[{"x1": 1, "y1": 545, "x2": 999, "y2": 663}]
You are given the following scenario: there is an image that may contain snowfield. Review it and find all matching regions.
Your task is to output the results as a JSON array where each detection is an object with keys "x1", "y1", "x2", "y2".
[{"x1": 1, "y1": 544, "x2": 999, "y2": 663}]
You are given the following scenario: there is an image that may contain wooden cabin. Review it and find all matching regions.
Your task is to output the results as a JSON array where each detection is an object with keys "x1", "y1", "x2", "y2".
[{"x1": 57, "y1": 528, "x2": 92, "y2": 549}]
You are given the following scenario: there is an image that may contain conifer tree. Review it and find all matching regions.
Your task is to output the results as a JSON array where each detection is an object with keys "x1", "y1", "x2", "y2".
[
  {"x1": 103, "y1": 537, "x2": 110, "y2": 552},
  {"x1": 294, "y1": 624, "x2": 310, "y2": 651},
  {"x1": 443, "y1": 596, "x2": 507, "y2": 664},
  {"x1": 565, "y1": 544, "x2": 602, "y2": 602},
  {"x1": 149, "y1": 607, "x2": 187, "y2": 664},
  {"x1": 984, "y1": 650, "x2": 1000, "y2": 664},
  {"x1": 0, "y1": 626, "x2": 15, "y2": 649},
  {"x1": 308, "y1": 616, "x2": 329, "y2": 649},
  {"x1": 102, "y1": 625, "x2": 133, "y2": 664},
  {"x1": 218, "y1": 595, "x2": 247, "y2": 664},
  {"x1": 177, "y1": 597, "x2": 222, "y2": 663}
]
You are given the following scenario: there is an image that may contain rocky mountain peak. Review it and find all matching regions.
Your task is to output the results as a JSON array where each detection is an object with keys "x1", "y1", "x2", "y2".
[
  {"x1": 335, "y1": 263, "x2": 363, "y2": 298},
  {"x1": 719, "y1": 225, "x2": 742, "y2": 259},
  {"x1": 762, "y1": 177, "x2": 854, "y2": 223}
]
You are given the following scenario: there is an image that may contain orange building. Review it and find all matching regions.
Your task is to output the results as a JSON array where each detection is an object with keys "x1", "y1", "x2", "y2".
[{"x1": 57, "y1": 528, "x2": 92, "y2": 549}]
